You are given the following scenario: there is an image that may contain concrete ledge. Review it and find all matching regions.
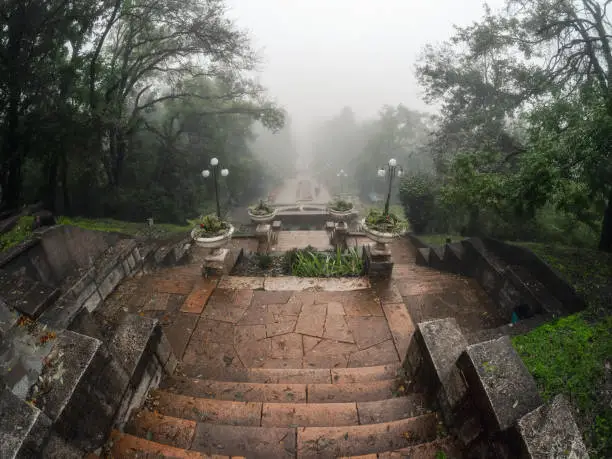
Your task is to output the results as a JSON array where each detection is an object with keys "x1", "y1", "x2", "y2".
[
  {"x1": 403, "y1": 319, "x2": 469, "y2": 425},
  {"x1": 0, "y1": 387, "x2": 52, "y2": 459},
  {"x1": 363, "y1": 244, "x2": 393, "y2": 278},
  {"x1": 458, "y1": 336, "x2": 542, "y2": 433},
  {"x1": 517, "y1": 394, "x2": 589, "y2": 459},
  {"x1": 109, "y1": 314, "x2": 176, "y2": 426},
  {"x1": 33, "y1": 330, "x2": 110, "y2": 449}
]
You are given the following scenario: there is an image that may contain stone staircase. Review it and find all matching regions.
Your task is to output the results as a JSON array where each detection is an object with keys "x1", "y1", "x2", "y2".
[{"x1": 112, "y1": 364, "x2": 462, "y2": 458}]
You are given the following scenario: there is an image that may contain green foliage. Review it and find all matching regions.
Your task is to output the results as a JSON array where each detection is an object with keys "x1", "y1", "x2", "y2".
[
  {"x1": 0, "y1": 216, "x2": 35, "y2": 252},
  {"x1": 283, "y1": 245, "x2": 317, "y2": 272},
  {"x1": 328, "y1": 199, "x2": 354, "y2": 212},
  {"x1": 56, "y1": 216, "x2": 190, "y2": 238},
  {"x1": 249, "y1": 200, "x2": 275, "y2": 216},
  {"x1": 513, "y1": 315, "x2": 612, "y2": 458},
  {"x1": 399, "y1": 173, "x2": 437, "y2": 233},
  {"x1": 291, "y1": 248, "x2": 364, "y2": 277},
  {"x1": 365, "y1": 208, "x2": 407, "y2": 234},
  {"x1": 256, "y1": 253, "x2": 273, "y2": 270},
  {"x1": 190, "y1": 215, "x2": 230, "y2": 238},
  {"x1": 510, "y1": 241, "x2": 612, "y2": 457}
]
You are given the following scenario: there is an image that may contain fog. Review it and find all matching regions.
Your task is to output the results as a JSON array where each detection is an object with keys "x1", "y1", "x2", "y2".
[{"x1": 226, "y1": 0, "x2": 506, "y2": 162}]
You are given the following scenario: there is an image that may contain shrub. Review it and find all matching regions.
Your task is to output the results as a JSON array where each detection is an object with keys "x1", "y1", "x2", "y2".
[
  {"x1": 328, "y1": 199, "x2": 353, "y2": 212},
  {"x1": 256, "y1": 253, "x2": 273, "y2": 269},
  {"x1": 291, "y1": 247, "x2": 364, "y2": 277},
  {"x1": 399, "y1": 173, "x2": 437, "y2": 233},
  {"x1": 364, "y1": 208, "x2": 407, "y2": 234},
  {"x1": 249, "y1": 200, "x2": 274, "y2": 216},
  {"x1": 190, "y1": 214, "x2": 229, "y2": 238}
]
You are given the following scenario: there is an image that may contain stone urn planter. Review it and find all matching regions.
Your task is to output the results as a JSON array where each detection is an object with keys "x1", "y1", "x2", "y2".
[
  {"x1": 327, "y1": 207, "x2": 354, "y2": 222},
  {"x1": 191, "y1": 225, "x2": 234, "y2": 250},
  {"x1": 361, "y1": 211, "x2": 406, "y2": 251},
  {"x1": 248, "y1": 201, "x2": 278, "y2": 224},
  {"x1": 327, "y1": 199, "x2": 354, "y2": 224},
  {"x1": 190, "y1": 215, "x2": 235, "y2": 253}
]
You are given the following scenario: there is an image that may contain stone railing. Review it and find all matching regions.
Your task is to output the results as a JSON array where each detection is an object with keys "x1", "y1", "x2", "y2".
[
  {"x1": 0, "y1": 225, "x2": 189, "y2": 457},
  {"x1": 403, "y1": 318, "x2": 589, "y2": 458}
]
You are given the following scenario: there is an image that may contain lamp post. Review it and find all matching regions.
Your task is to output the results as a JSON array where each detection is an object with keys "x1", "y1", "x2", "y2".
[
  {"x1": 337, "y1": 169, "x2": 348, "y2": 196},
  {"x1": 377, "y1": 158, "x2": 403, "y2": 216},
  {"x1": 202, "y1": 157, "x2": 229, "y2": 218}
]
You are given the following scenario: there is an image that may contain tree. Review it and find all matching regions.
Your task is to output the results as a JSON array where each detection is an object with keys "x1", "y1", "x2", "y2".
[{"x1": 417, "y1": 0, "x2": 612, "y2": 251}]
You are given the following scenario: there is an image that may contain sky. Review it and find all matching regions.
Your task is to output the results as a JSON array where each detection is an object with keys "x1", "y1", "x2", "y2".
[{"x1": 224, "y1": 0, "x2": 505, "y2": 156}]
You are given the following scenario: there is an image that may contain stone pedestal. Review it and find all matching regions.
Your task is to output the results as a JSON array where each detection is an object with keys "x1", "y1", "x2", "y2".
[
  {"x1": 363, "y1": 244, "x2": 393, "y2": 278},
  {"x1": 201, "y1": 248, "x2": 237, "y2": 276},
  {"x1": 271, "y1": 220, "x2": 282, "y2": 245},
  {"x1": 332, "y1": 222, "x2": 348, "y2": 251},
  {"x1": 255, "y1": 224, "x2": 271, "y2": 254}
]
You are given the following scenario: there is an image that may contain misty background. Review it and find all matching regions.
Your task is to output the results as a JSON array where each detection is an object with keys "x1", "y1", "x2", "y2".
[{"x1": 229, "y1": 0, "x2": 505, "y2": 164}]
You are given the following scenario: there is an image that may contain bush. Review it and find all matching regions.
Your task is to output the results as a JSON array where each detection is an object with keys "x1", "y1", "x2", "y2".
[
  {"x1": 256, "y1": 253, "x2": 273, "y2": 269},
  {"x1": 399, "y1": 173, "x2": 437, "y2": 233},
  {"x1": 291, "y1": 247, "x2": 364, "y2": 277},
  {"x1": 249, "y1": 200, "x2": 275, "y2": 216},
  {"x1": 364, "y1": 208, "x2": 407, "y2": 234},
  {"x1": 190, "y1": 214, "x2": 229, "y2": 238},
  {"x1": 328, "y1": 199, "x2": 353, "y2": 212}
]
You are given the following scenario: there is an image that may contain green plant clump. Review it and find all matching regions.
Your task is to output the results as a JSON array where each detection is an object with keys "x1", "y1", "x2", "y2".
[
  {"x1": 191, "y1": 214, "x2": 229, "y2": 238},
  {"x1": 0, "y1": 216, "x2": 35, "y2": 252},
  {"x1": 256, "y1": 253, "x2": 273, "y2": 269},
  {"x1": 291, "y1": 247, "x2": 364, "y2": 277},
  {"x1": 249, "y1": 200, "x2": 275, "y2": 216},
  {"x1": 328, "y1": 199, "x2": 353, "y2": 212},
  {"x1": 365, "y1": 208, "x2": 407, "y2": 234},
  {"x1": 513, "y1": 314, "x2": 612, "y2": 457}
]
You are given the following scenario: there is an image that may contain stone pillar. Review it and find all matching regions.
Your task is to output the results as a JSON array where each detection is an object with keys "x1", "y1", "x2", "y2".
[
  {"x1": 325, "y1": 221, "x2": 335, "y2": 244},
  {"x1": 332, "y1": 222, "x2": 348, "y2": 252},
  {"x1": 271, "y1": 220, "x2": 282, "y2": 246},
  {"x1": 201, "y1": 248, "x2": 237, "y2": 276},
  {"x1": 363, "y1": 243, "x2": 393, "y2": 278},
  {"x1": 255, "y1": 224, "x2": 271, "y2": 254}
]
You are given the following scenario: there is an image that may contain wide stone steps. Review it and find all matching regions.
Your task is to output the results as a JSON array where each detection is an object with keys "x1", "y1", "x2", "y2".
[
  {"x1": 175, "y1": 363, "x2": 401, "y2": 384},
  {"x1": 340, "y1": 436, "x2": 463, "y2": 458},
  {"x1": 124, "y1": 411, "x2": 440, "y2": 459},
  {"x1": 109, "y1": 430, "x2": 241, "y2": 458},
  {"x1": 135, "y1": 391, "x2": 430, "y2": 428}
]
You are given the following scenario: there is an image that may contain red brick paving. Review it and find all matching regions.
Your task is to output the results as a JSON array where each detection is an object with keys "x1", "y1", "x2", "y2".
[{"x1": 97, "y1": 238, "x2": 502, "y2": 374}]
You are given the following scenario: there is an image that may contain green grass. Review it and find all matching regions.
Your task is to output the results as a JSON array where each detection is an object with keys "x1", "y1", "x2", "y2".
[
  {"x1": 57, "y1": 216, "x2": 190, "y2": 238},
  {"x1": 0, "y1": 216, "x2": 35, "y2": 252},
  {"x1": 510, "y1": 242, "x2": 612, "y2": 458}
]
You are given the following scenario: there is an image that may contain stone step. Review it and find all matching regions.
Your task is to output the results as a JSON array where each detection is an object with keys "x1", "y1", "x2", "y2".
[
  {"x1": 109, "y1": 430, "x2": 239, "y2": 458},
  {"x1": 296, "y1": 414, "x2": 439, "y2": 458},
  {"x1": 415, "y1": 248, "x2": 430, "y2": 266},
  {"x1": 339, "y1": 436, "x2": 462, "y2": 458},
  {"x1": 307, "y1": 380, "x2": 400, "y2": 403},
  {"x1": 0, "y1": 270, "x2": 60, "y2": 318},
  {"x1": 146, "y1": 390, "x2": 429, "y2": 427},
  {"x1": 378, "y1": 436, "x2": 463, "y2": 458},
  {"x1": 177, "y1": 363, "x2": 401, "y2": 384},
  {"x1": 160, "y1": 377, "x2": 308, "y2": 403}
]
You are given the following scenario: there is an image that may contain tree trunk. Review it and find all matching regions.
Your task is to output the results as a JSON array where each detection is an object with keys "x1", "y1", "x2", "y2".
[
  {"x1": 2, "y1": 94, "x2": 22, "y2": 210},
  {"x1": 598, "y1": 188, "x2": 612, "y2": 252},
  {"x1": 45, "y1": 153, "x2": 59, "y2": 212}
]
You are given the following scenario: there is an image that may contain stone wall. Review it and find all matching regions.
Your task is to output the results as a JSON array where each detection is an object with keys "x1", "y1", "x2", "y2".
[
  {"x1": 403, "y1": 318, "x2": 589, "y2": 458},
  {"x1": 0, "y1": 225, "x2": 188, "y2": 457}
]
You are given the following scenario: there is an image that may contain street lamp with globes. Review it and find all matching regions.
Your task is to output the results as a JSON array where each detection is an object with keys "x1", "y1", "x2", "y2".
[
  {"x1": 377, "y1": 158, "x2": 403, "y2": 216},
  {"x1": 202, "y1": 157, "x2": 229, "y2": 218}
]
